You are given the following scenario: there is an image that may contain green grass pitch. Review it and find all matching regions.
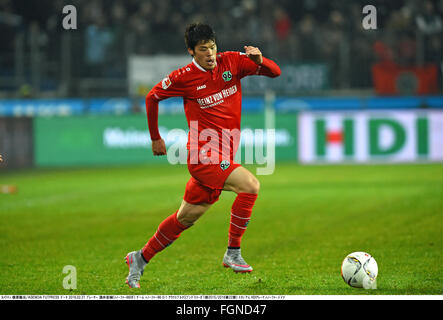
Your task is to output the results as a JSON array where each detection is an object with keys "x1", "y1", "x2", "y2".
[{"x1": 0, "y1": 162, "x2": 441, "y2": 295}]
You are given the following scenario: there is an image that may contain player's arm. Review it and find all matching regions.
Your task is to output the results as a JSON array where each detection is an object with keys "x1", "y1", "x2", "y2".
[
  {"x1": 146, "y1": 92, "x2": 166, "y2": 156},
  {"x1": 146, "y1": 72, "x2": 184, "y2": 156},
  {"x1": 240, "y1": 46, "x2": 281, "y2": 78}
]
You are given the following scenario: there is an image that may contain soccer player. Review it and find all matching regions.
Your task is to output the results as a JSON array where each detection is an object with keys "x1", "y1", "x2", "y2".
[{"x1": 125, "y1": 23, "x2": 281, "y2": 288}]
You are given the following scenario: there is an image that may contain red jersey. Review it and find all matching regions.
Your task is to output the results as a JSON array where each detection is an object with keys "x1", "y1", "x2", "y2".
[{"x1": 145, "y1": 51, "x2": 280, "y2": 163}]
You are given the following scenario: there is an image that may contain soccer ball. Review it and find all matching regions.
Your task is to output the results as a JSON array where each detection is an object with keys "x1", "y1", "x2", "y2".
[{"x1": 341, "y1": 252, "x2": 378, "y2": 289}]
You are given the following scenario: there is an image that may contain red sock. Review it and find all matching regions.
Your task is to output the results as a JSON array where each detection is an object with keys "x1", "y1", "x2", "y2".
[
  {"x1": 228, "y1": 193, "x2": 258, "y2": 248},
  {"x1": 141, "y1": 211, "x2": 189, "y2": 262}
]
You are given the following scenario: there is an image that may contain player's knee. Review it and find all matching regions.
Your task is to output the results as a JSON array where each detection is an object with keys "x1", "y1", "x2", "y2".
[
  {"x1": 177, "y1": 214, "x2": 195, "y2": 227},
  {"x1": 250, "y1": 177, "x2": 260, "y2": 194},
  {"x1": 239, "y1": 176, "x2": 260, "y2": 194},
  {"x1": 177, "y1": 211, "x2": 198, "y2": 227},
  {"x1": 177, "y1": 205, "x2": 207, "y2": 227}
]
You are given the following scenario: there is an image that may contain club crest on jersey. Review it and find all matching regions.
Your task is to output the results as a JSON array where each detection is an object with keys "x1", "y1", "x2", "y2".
[
  {"x1": 162, "y1": 77, "x2": 171, "y2": 90},
  {"x1": 222, "y1": 71, "x2": 232, "y2": 82},
  {"x1": 220, "y1": 160, "x2": 230, "y2": 171}
]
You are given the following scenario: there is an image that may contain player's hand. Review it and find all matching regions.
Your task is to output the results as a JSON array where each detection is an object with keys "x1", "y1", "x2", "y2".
[
  {"x1": 151, "y1": 138, "x2": 167, "y2": 156},
  {"x1": 244, "y1": 46, "x2": 263, "y2": 65},
  {"x1": 0, "y1": 154, "x2": 2, "y2": 162}
]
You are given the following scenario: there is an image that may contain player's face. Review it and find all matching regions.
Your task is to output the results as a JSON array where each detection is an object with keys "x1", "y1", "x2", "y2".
[{"x1": 189, "y1": 40, "x2": 217, "y2": 70}]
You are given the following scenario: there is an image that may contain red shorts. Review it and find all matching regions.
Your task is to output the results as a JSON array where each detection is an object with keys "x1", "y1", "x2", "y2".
[{"x1": 183, "y1": 159, "x2": 241, "y2": 205}]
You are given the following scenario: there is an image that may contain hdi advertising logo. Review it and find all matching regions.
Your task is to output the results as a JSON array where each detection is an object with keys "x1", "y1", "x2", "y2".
[{"x1": 298, "y1": 110, "x2": 443, "y2": 164}]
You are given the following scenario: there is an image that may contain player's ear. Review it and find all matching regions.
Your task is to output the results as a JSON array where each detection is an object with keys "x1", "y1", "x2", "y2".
[{"x1": 187, "y1": 48, "x2": 194, "y2": 57}]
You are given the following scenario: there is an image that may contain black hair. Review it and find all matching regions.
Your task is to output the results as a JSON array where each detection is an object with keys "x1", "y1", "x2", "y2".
[{"x1": 184, "y1": 23, "x2": 216, "y2": 50}]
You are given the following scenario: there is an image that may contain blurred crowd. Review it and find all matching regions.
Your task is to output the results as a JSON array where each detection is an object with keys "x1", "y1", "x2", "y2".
[{"x1": 0, "y1": 0, "x2": 442, "y2": 91}]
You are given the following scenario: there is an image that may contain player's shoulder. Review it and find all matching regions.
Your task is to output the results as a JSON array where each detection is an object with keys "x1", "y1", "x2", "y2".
[
  {"x1": 163, "y1": 61, "x2": 195, "y2": 87},
  {"x1": 217, "y1": 51, "x2": 244, "y2": 61},
  {"x1": 217, "y1": 51, "x2": 248, "y2": 68},
  {"x1": 170, "y1": 62, "x2": 194, "y2": 80}
]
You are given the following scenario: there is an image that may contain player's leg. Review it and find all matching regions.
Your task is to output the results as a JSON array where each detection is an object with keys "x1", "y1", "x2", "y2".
[
  {"x1": 125, "y1": 208, "x2": 189, "y2": 288},
  {"x1": 125, "y1": 178, "x2": 216, "y2": 288},
  {"x1": 221, "y1": 166, "x2": 259, "y2": 272},
  {"x1": 223, "y1": 166, "x2": 260, "y2": 247},
  {"x1": 125, "y1": 201, "x2": 211, "y2": 288},
  {"x1": 140, "y1": 199, "x2": 212, "y2": 261}
]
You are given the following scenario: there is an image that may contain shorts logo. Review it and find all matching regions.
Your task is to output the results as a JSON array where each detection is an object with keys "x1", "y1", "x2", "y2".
[
  {"x1": 220, "y1": 160, "x2": 230, "y2": 171},
  {"x1": 162, "y1": 77, "x2": 172, "y2": 90},
  {"x1": 222, "y1": 71, "x2": 232, "y2": 82}
]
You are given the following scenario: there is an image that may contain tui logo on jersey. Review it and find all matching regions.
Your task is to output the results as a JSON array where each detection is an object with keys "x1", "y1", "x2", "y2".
[{"x1": 222, "y1": 71, "x2": 232, "y2": 82}]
